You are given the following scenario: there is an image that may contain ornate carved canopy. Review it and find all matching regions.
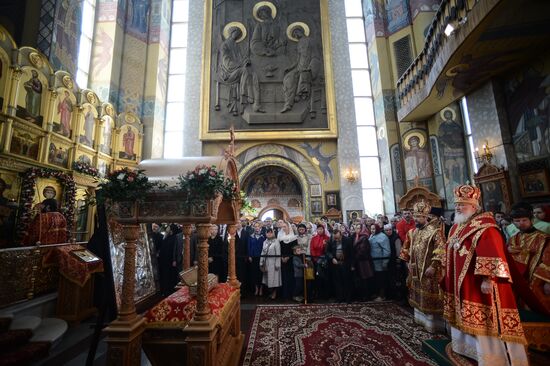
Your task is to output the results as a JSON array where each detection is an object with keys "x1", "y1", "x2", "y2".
[
  {"x1": 324, "y1": 207, "x2": 342, "y2": 221},
  {"x1": 398, "y1": 185, "x2": 443, "y2": 210}
]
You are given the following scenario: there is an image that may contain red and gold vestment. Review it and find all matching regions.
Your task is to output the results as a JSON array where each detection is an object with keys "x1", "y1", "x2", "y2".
[
  {"x1": 508, "y1": 229, "x2": 550, "y2": 313},
  {"x1": 400, "y1": 219, "x2": 445, "y2": 315},
  {"x1": 442, "y1": 212, "x2": 526, "y2": 344}
]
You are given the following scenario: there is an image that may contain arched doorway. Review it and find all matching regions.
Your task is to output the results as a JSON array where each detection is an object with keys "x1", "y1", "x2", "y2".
[
  {"x1": 242, "y1": 166, "x2": 304, "y2": 221},
  {"x1": 258, "y1": 205, "x2": 291, "y2": 221}
]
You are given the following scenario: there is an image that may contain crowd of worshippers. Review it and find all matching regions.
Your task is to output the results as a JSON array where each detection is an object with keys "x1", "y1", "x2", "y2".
[
  {"x1": 148, "y1": 188, "x2": 549, "y2": 364},
  {"x1": 148, "y1": 199, "x2": 549, "y2": 306},
  {"x1": 148, "y1": 216, "x2": 409, "y2": 302}
]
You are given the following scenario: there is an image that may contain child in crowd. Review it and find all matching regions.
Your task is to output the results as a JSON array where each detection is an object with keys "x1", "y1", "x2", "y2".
[{"x1": 292, "y1": 246, "x2": 307, "y2": 302}]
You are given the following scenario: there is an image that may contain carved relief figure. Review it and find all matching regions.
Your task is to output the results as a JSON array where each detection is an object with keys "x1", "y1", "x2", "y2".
[
  {"x1": 218, "y1": 25, "x2": 264, "y2": 115},
  {"x1": 403, "y1": 133, "x2": 432, "y2": 179},
  {"x1": 251, "y1": 3, "x2": 284, "y2": 57},
  {"x1": 24, "y1": 70, "x2": 42, "y2": 117},
  {"x1": 57, "y1": 91, "x2": 73, "y2": 137},
  {"x1": 282, "y1": 23, "x2": 320, "y2": 113}
]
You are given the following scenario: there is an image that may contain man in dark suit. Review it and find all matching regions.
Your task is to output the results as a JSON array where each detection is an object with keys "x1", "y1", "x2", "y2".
[{"x1": 235, "y1": 221, "x2": 249, "y2": 294}]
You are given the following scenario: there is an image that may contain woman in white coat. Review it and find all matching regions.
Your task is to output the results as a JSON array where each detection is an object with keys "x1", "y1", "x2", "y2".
[{"x1": 260, "y1": 228, "x2": 281, "y2": 299}]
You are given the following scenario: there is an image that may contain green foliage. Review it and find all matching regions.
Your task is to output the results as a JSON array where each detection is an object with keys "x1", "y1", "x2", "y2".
[
  {"x1": 178, "y1": 165, "x2": 238, "y2": 202},
  {"x1": 97, "y1": 167, "x2": 163, "y2": 203}
]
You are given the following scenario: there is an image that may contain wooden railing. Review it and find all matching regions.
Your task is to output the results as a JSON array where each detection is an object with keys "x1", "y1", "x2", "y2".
[{"x1": 0, "y1": 242, "x2": 87, "y2": 308}]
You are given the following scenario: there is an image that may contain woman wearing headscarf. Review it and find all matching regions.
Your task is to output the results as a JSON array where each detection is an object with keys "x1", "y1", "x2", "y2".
[
  {"x1": 352, "y1": 224, "x2": 374, "y2": 301},
  {"x1": 278, "y1": 220, "x2": 298, "y2": 299},
  {"x1": 260, "y1": 228, "x2": 281, "y2": 299},
  {"x1": 310, "y1": 224, "x2": 330, "y2": 299}
]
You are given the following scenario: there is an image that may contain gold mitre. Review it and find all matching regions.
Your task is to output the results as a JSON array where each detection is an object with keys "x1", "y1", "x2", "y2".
[
  {"x1": 412, "y1": 201, "x2": 431, "y2": 217},
  {"x1": 453, "y1": 184, "x2": 481, "y2": 206}
]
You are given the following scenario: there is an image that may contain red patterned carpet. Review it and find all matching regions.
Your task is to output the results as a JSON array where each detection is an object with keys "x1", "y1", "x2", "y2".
[{"x1": 242, "y1": 302, "x2": 442, "y2": 366}]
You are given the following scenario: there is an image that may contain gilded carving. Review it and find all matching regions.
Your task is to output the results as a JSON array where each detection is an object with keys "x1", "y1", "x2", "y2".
[
  {"x1": 0, "y1": 157, "x2": 21, "y2": 170},
  {"x1": 62, "y1": 75, "x2": 73, "y2": 89},
  {"x1": 195, "y1": 224, "x2": 212, "y2": 320},
  {"x1": 227, "y1": 224, "x2": 239, "y2": 287},
  {"x1": 182, "y1": 224, "x2": 193, "y2": 270},
  {"x1": 105, "y1": 105, "x2": 114, "y2": 117},
  {"x1": 86, "y1": 91, "x2": 97, "y2": 104},
  {"x1": 118, "y1": 224, "x2": 140, "y2": 321},
  {"x1": 124, "y1": 114, "x2": 135, "y2": 124},
  {"x1": 28, "y1": 52, "x2": 44, "y2": 68}
]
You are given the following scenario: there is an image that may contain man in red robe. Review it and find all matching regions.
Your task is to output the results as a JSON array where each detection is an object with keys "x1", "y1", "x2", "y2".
[
  {"x1": 399, "y1": 201, "x2": 446, "y2": 332},
  {"x1": 396, "y1": 208, "x2": 415, "y2": 243},
  {"x1": 442, "y1": 184, "x2": 527, "y2": 365},
  {"x1": 25, "y1": 198, "x2": 68, "y2": 245},
  {"x1": 508, "y1": 202, "x2": 550, "y2": 313}
]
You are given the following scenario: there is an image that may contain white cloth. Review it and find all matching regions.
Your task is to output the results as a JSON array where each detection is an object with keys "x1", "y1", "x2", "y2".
[
  {"x1": 278, "y1": 229, "x2": 297, "y2": 244},
  {"x1": 413, "y1": 308, "x2": 444, "y2": 333},
  {"x1": 260, "y1": 239, "x2": 281, "y2": 288},
  {"x1": 450, "y1": 326, "x2": 528, "y2": 366}
]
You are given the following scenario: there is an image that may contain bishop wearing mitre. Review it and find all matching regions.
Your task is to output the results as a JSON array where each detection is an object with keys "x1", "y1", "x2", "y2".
[{"x1": 442, "y1": 184, "x2": 527, "y2": 365}]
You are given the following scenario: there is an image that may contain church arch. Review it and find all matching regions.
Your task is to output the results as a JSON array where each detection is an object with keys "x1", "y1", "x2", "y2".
[
  {"x1": 239, "y1": 156, "x2": 310, "y2": 221},
  {"x1": 236, "y1": 143, "x2": 322, "y2": 185},
  {"x1": 258, "y1": 205, "x2": 291, "y2": 222}
]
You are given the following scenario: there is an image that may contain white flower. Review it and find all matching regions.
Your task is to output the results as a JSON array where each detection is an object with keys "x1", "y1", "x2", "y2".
[
  {"x1": 199, "y1": 169, "x2": 207, "y2": 175},
  {"x1": 117, "y1": 173, "x2": 125, "y2": 180}
]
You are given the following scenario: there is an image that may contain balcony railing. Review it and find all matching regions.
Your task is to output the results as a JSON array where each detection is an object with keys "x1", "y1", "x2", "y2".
[{"x1": 396, "y1": 0, "x2": 483, "y2": 117}]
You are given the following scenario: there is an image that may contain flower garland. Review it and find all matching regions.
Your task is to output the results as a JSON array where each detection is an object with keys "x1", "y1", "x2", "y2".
[
  {"x1": 178, "y1": 165, "x2": 238, "y2": 202},
  {"x1": 72, "y1": 161, "x2": 99, "y2": 177},
  {"x1": 17, "y1": 167, "x2": 76, "y2": 241},
  {"x1": 97, "y1": 167, "x2": 162, "y2": 204}
]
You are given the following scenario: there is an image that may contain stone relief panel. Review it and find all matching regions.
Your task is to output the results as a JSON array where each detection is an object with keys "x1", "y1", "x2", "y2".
[{"x1": 208, "y1": 0, "x2": 329, "y2": 132}]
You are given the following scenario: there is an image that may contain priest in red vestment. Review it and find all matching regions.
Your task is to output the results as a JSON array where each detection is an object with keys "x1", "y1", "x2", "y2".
[
  {"x1": 508, "y1": 202, "x2": 550, "y2": 313},
  {"x1": 24, "y1": 198, "x2": 68, "y2": 245},
  {"x1": 442, "y1": 184, "x2": 527, "y2": 365},
  {"x1": 399, "y1": 201, "x2": 446, "y2": 333}
]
